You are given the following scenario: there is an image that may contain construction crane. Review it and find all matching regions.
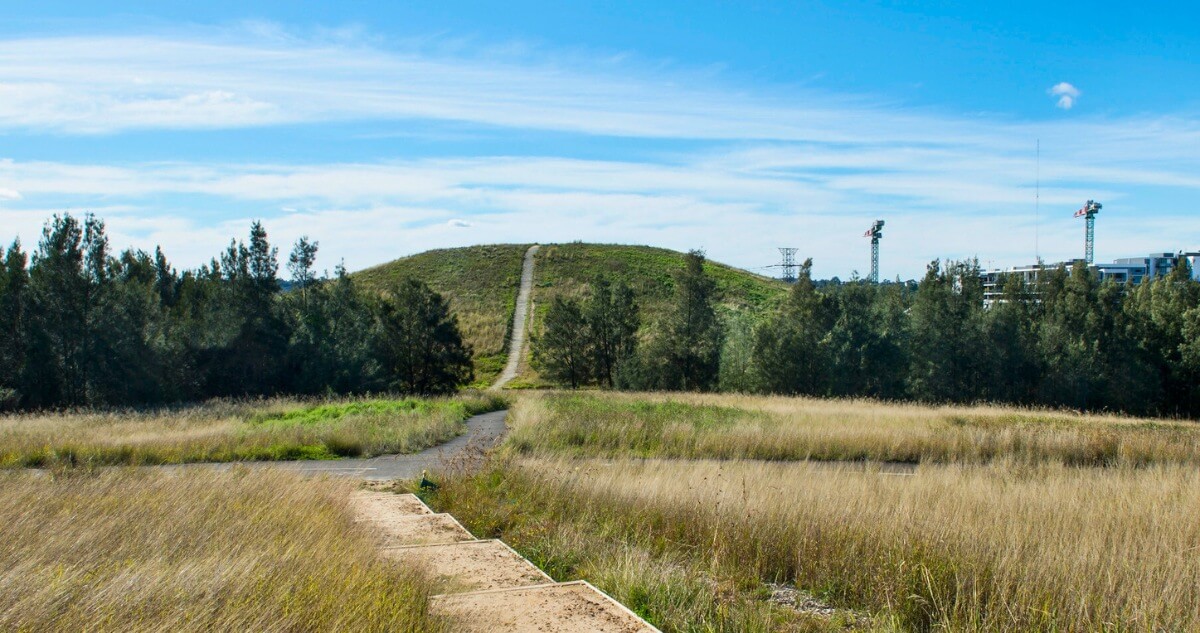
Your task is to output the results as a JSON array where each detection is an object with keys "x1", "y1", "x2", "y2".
[
  {"x1": 863, "y1": 220, "x2": 885, "y2": 283},
  {"x1": 1074, "y1": 200, "x2": 1102, "y2": 264}
]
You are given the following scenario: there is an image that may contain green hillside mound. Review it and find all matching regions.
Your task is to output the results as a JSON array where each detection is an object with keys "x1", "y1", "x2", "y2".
[
  {"x1": 354, "y1": 242, "x2": 787, "y2": 386},
  {"x1": 353, "y1": 244, "x2": 531, "y2": 384},
  {"x1": 534, "y1": 242, "x2": 785, "y2": 322}
]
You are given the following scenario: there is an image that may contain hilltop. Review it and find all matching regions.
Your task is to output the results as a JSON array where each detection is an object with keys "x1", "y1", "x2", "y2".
[{"x1": 353, "y1": 243, "x2": 788, "y2": 385}]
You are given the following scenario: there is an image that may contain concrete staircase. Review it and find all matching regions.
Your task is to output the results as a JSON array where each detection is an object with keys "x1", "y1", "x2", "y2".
[{"x1": 353, "y1": 491, "x2": 660, "y2": 633}]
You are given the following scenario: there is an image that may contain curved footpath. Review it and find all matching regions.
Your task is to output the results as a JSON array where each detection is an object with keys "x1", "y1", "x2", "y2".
[
  {"x1": 492, "y1": 244, "x2": 540, "y2": 390},
  {"x1": 213, "y1": 242, "x2": 540, "y2": 478},
  {"x1": 185, "y1": 409, "x2": 508, "y2": 481}
]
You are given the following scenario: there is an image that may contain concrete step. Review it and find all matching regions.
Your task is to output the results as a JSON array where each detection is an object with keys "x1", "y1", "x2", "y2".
[
  {"x1": 351, "y1": 491, "x2": 433, "y2": 518},
  {"x1": 433, "y1": 580, "x2": 661, "y2": 633},
  {"x1": 383, "y1": 539, "x2": 553, "y2": 594},
  {"x1": 364, "y1": 512, "x2": 475, "y2": 547}
]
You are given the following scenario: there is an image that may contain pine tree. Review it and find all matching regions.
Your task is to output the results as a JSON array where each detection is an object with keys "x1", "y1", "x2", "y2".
[
  {"x1": 287, "y1": 236, "x2": 319, "y2": 309},
  {"x1": 984, "y1": 272, "x2": 1041, "y2": 404},
  {"x1": 0, "y1": 241, "x2": 29, "y2": 408},
  {"x1": 752, "y1": 258, "x2": 833, "y2": 395},
  {"x1": 906, "y1": 259, "x2": 991, "y2": 403},
  {"x1": 644, "y1": 250, "x2": 723, "y2": 391},
  {"x1": 585, "y1": 279, "x2": 639, "y2": 388},
  {"x1": 373, "y1": 279, "x2": 473, "y2": 394},
  {"x1": 26, "y1": 215, "x2": 90, "y2": 406},
  {"x1": 825, "y1": 280, "x2": 905, "y2": 398},
  {"x1": 533, "y1": 296, "x2": 591, "y2": 389}
]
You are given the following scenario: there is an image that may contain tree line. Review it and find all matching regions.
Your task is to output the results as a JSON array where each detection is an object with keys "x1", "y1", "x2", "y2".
[
  {"x1": 0, "y1": 214, "x2": 473, "y2": 410},
  {"x1": 534, "y1": 251, "x2": 1200, "y2": 418}
]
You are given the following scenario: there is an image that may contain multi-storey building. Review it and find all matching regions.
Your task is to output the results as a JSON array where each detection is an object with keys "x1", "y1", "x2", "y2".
[{"x1": 981, "y1": 251, "x2": 1200, "y2": 303}]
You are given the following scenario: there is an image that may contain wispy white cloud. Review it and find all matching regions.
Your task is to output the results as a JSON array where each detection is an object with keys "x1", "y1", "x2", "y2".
[
  {"x1": 0, "y1": 30, "x2": 1123, "y2": 149},
  {"x1": 1049, "y1": 82, "x2": 1081, "y2": 110},
  {"x1": 1, "y1": 146, "x2": 1196, "y2": 278},
  {"x1": 0, "y1": 187, "x2": 21, "y2": 200},
  {"x1": 0, "y1": 28, "x2": 1197, "y2": 277}
]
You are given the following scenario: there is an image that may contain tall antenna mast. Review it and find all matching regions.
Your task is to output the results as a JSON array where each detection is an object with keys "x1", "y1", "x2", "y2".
[
  {"x1": 1074, "y1": 200, "x2": 1102, "y2": 264},
  {"x1": 863, "y1": 220, "x2": 885, "y2": 283},
  {"x1": 777, "y1": 247, "x2": 799, "y2": 283},
  {"x1": 1035, "y1": 139, "x2": 1040, "y2": 261}
]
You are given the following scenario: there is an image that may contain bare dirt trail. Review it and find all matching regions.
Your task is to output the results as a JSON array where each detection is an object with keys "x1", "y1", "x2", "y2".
[{"x1": 492, "y1": 244, "x2": 539, "y2": 390}]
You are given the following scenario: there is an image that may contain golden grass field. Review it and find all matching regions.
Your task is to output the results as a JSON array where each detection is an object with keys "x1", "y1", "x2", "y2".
[
  {"x1": 0, "y1": 468, "x2": 448, "y2": 632},
  {"x1": 0, "y1": 392, "x2": 505, "y2": 467},
  {"x1": 430, "y1": 391, "x2": 1200, "y2": 632},
  {"x1": 506, "y1": 391, "x2": 1200, "y2": 467}
]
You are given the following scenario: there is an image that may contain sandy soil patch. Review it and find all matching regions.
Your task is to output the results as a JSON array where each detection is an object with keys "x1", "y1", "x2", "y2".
[
  {"x1": 433, "y1": 581, "x2": 659, "y2": 632},
  {"x1": 385, "y1": 540, "x2": 552, "y2": 593}
]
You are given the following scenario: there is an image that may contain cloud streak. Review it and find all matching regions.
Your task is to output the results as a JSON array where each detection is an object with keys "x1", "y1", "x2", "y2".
[
  {"x1": 0, "y1": 28, "x2": 1197, "y2": 278},
  {"x1": 1, "y1": 147, "x2": 1195, "y2": 279}
]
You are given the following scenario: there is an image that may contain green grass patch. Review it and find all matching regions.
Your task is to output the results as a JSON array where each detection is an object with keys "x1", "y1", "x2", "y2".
[
  {"x1": 0, "y1": 392, "x2": 507, "y2": 468},
  {"x1": 250, "y1": 398, "x2": 434, "y2": 426}
]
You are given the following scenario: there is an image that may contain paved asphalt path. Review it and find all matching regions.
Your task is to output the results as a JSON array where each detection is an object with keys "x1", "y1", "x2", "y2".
[{"x1": 182, "y1": 409, "x2": 508, "y2": 482}]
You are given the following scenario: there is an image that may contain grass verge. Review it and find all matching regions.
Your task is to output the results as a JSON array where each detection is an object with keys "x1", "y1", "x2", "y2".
[{"x1": 0, "y1": 392, "x2": 506, "y2": 467}]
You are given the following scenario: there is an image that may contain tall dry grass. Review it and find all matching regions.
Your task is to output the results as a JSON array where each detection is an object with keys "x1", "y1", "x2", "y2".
[
  {"x1": 507, "y1": 391, "x2": 1200, "y2": 467},
  {"x1": 438, "y1": 456, "x2": 1200, "y2": 631},
  {"x1": 0, "y1": 392, "x2": 505, "y2": 468},
  {"x1": 0, "y1": 468, "x2": 448, "y2": 632}
]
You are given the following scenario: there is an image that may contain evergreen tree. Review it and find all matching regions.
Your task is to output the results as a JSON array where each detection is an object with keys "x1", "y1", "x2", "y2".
[
  {"x1": 1035, "y1": 262, "x2": 1106, "y2": 409},
  {"x1": 0, "y1": 241, "x2": 29, "y2": 408},
  {"x1": 1180, "y1": 304, "x2": 1200, "y2": 415},
  {"x1": 826, "y1": 280, "x2": 906, "y2": 398},
  {"x1": 584, "y1": 279, "x2": 639, "y2": 388},
  {"x1": 643, "y1": 250, "x2": 723, "y2": 391},
  {"x1": 26, "y1": 215, "x2": 91, "y2": 406},
  {"x1": 285, "y1": 261, "x2": 377, "y2": 394},
  {"x1": 373, "y1": 279, "x2": 473, "y2": 394},
  {"x1": 287, "y1": 236, "x2": 319, "y2": 308},
  {"x1": 533, "y1": 296, "x2": 591, "y2": 389},
  {"x1": 752, "y1": 258, "x2": 832, "y2": 395},
  {"x1": 718, "y1": 311, "x2": 758, "y2": 393},
  {"x1": 984, "y1": 272, "x2": 1041, "y2": 404},
  {"x1": 906, "y1": 260, "x2": 992, "y2": 403},
  {"x1": 204, "y1": 222, "x2": 288, "y2": 396},
  {"x1": 1125, "y1": 260, "x2": 1200, "y2": 414}
]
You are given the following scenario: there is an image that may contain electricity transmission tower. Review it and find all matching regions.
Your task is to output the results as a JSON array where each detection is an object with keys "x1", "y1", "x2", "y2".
[
  {"x1": 777, "y1": 247, "x2": 799, "y2": 283},
  {"x1": 863, "y1": 220, "x2": 885, "y2": 283},
  {"x1": 1074, "y1": 200, "x2": 1102, "y2": 264}
]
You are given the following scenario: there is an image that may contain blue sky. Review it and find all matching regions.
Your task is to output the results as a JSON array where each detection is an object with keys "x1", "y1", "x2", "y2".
[{"x1": 1, "y1": 1, "x2": 1197, "y2": 279}]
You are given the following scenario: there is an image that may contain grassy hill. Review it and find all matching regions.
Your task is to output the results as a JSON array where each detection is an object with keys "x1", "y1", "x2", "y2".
[
  {"x1": 354, "y1": 242, "x2": 788, "y2": 386},
  {"x1": 520, "y1": 243, "x2": 787, "y2": 386},
  {"x1": 353, "y1": 244, "x2": 531, "y2": 384},
  {"x1": 533, "y1": 242, "x2": 785, "y2": 322}
]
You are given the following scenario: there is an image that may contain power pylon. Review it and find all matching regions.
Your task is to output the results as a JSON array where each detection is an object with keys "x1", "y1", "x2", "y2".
[
  {"x1": 863, "y1": 220, "x2": 885, "y2": 283},
  {"x1": 777, "y1": 248, "x2": 799, "y2": 283},
  {"x1": 1074, "y1": 200, "x2": 1102, "y2": 264}
]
